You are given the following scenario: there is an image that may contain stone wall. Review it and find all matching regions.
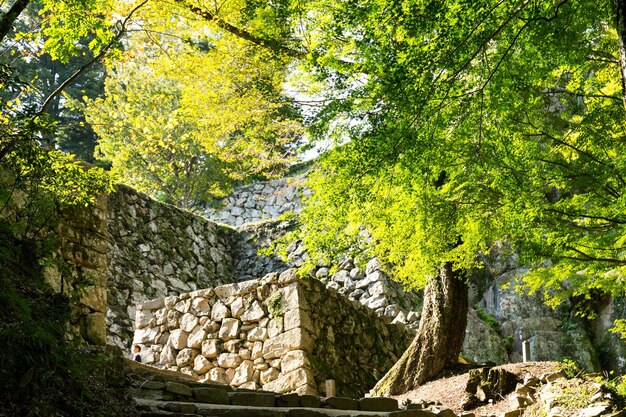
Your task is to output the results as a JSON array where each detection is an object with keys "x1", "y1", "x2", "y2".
[
  {"x1": 106, "y1": 185, "x2": 237, "y2": 349},
  {"x1": 231, "y1": 220, "x2": 294, "y2": 282},
  {"x1": 121, "y1": 180, "x2": 626, "y2": 375},
  {"x1": 228, "y1": 218, "x2": 422, "y2": 331},
  {"x1": 50, "y1": 193, "x2": 110, "y2": 345},
  {"x1": 204, "y1": 175, "x2": 309, "y2": 227},
  {"x1": 34, "y1": 171, "x2": 626, "y2": 377},
  {"x1": 2, "y1": 168, "x2": 110, "y2": 346},
  {"x1": 301, "y1": 276, "x2": 413, "y2": 398},
  {"x1": 132, "y1": 269, "x2": 412, "y2": 398},
  {"x1": 312, "y1": 257, "x2": 422, "y2": 332}
]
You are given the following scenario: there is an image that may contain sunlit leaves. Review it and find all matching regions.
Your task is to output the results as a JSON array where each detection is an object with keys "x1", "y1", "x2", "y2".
[
  {"x1": 83, "y1": 8, "x2": 304, "y2": 208},
  {"x1": 276, "y1": 0, "x2": 626, "y2": 305},
  {"x1": 39, "y1": 0, "x2": 115, "y2": 62}
]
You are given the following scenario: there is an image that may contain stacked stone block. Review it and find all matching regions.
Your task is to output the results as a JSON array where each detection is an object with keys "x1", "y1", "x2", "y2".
[
  {"x1": 55, "y1": 193, "x2": 110, "y2": 345},
  {"x1": 205, "y1": 175, "x2": 308, "y2": 227},
  {"x1": 133, "y1": 269, "x2": 317, "y2": 395},
  {"x1": 107, "y1": 185, "x2": 237, "y2": 350},
  {"x1": 231, "y1": 220, "x2": 294, "y2": 282},
  {"x1": 133, "y1": 269, "x2": 412, "y2": 397},
  {"x1": 314, "y1": 257, "x2": 422, "y2": 332},
  {"x1": 302, "y1": 277, "x2": 413, "y2": 398}
]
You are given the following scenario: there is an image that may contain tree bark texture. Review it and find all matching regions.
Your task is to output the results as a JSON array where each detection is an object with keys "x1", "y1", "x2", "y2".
[
  {"x1": 614, "y1": 0, "x2": 626, "y2": 111},
  {"x1": 0, "y1": 0, "x2": 30, "y2": 45},
  {"x1": 372, "y1": 263, "x2": 468, "y2": 396}
]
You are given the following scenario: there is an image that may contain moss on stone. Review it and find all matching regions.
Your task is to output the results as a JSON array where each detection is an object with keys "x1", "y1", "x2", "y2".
[{"x1": 267, "y1": 293, "x2": 283, "y2": 317}]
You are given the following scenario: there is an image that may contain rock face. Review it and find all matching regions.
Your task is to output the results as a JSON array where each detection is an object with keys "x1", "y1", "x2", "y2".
[
  {"x1": 133, "y1": 269, "x2": 412, "y2": 397},
  {"x1": 106, "y1": 185, "x2": 237, "y2": 349},
  {"x1": 477, "y1": 265, "x2": 600, "y2": 371},
  {"x1": 462, "y1": 308, "x2": 509, "y2": 365}
]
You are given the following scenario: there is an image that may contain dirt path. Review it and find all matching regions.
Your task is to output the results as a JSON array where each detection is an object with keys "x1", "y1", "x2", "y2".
[{"x1": 390, "y1": 362, "x2": 562, "y2": 415}]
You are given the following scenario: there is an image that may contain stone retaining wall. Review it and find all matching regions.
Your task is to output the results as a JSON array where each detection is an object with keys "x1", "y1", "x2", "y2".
[
  {"x1": 1, "y1": 168, "x2": 110, "y2": 346},
  {"x1": 106, "y1": 185, "x2": 237, "y2": 349},
  {"x1": 133, "y1": 269, "x2": 412, "y2": 397},
  {"x1": 51, "y1": 193, "x2": 110, "y2": 345},
  {"x1": 229, "y1": 218, "x2": 422, "y2": 331},
  {"x1": 204, "y1": 176, "x2": 309, "y2": 227},
  {"x1": 231, "y1": 220, "x2": 294, "y2": 282},
  {"x1": 301, "y1": 276, "x2": 413, "y2": 398},
  {"x1": 313, "y1": 257, "x2": 422, "y2": 332}
]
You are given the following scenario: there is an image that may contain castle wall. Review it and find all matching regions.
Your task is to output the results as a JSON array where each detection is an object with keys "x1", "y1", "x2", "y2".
[
  {"x1": 106, "y1": 185, "x2": 237, "y2": 349},
  {"x1": 133, "y1": 269, "x2": 412, "y2": 397}
]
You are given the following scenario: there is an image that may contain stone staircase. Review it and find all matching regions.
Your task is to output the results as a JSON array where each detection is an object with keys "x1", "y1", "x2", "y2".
[{"x1": 125, "y1": 360, "x2": 438, "y2": 417}]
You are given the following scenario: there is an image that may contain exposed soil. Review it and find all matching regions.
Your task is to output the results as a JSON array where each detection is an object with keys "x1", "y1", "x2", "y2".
[{"x1": 391, "y1": 361, "x2": 563, "y2": 416}]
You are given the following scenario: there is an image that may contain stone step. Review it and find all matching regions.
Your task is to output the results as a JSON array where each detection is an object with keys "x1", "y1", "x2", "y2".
[
  {"x1": 127, "y1": 357, "x2": 433, "y2": 417},
  {"x1": 134, "y1": 398, "x2": 427, "y2": 417}
]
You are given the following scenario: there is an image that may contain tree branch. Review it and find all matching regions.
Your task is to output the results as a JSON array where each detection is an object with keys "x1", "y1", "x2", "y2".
[
  {"x1": 38, "y1": 0, "x2": 149, "y2": 114},
  {"x1": 175, "y1": 0, "x2": 307, "y2": 59},
  {"x1": 544, "y1": 207, "x2": 626, "y2": 224},
  {"x1": 562, "y1": 246, "x2": 626, "y2": 265},
  {"x1": 613, "y1": 0, "x2": 626, "y2": 111},
  {"x1": 0, "y1": 0, "x2": 30, "y2": 45},
  {"x1": 174, "y1": 0, "x2": 362, "y2": 72}
]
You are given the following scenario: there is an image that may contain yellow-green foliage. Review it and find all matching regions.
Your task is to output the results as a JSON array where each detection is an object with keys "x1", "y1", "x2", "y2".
[
  {"x1": 610, "y1": 319, "x2": 626, "y2": 340},
  {"x1": 268, "y1": 0, "x2": 626, "y2": 303},
  {"x1": 81, "y1": 1, "x2": 304, "y2": 208}
]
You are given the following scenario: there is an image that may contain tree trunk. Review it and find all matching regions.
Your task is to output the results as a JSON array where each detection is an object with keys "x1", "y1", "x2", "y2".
[
  {"x1": 372, "y1": 263, "x2": 468, "y2": 396},
  {"x1": 0, "y1": 0, "x2": 30, "y2": 45},
  {"x1": 614, "y1": 0, "x2": 626, "y2": 111}
]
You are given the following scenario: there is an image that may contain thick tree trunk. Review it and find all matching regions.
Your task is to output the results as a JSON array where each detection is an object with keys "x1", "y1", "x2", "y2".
[
  {"x1": 614, "y1": 0, "x2": 626, "y2": 111},
  {"x1": 372, "y1": 263, "x2": 468, "y2": 396},
  {"x1": 0, "y1": 0, "x2": 30, "y2": 45}
]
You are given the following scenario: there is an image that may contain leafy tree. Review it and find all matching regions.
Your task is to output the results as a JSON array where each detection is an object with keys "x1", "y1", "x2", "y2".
[
  {"x1": 0, "y1": 3, "x2": 131, "y2": 413},
  {"x1": 295, "y1": 0, "x2": 626, "y2": 393},
  {"x1": 178, "y1": 0, "x2": 626, "y2": 393},
  {"x1": 82, "y1": 6, "x2": 304, "y2": 207},
  {"x1": 0, "y1": 0, "x2": 106, "y2": 162},
  {"x1": 82, "y1": 61, "x2": 232, "y2": 208},
  {"x1": 4, "y1": 0, "x2": 626, "y2": 397}
]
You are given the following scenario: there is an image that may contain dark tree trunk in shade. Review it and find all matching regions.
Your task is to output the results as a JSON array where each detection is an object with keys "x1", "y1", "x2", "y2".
[{"x1": 0, "y1": 0, "x2": 30, "y2": 45}]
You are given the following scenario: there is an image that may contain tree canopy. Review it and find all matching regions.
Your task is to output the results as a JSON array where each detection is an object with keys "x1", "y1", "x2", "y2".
[
  {"x1": 3, "y1": 0, "x2": 626, "y2": 391},
  {"x1": 271, "y1": 0, "x2": 626, "y2": 309},
  {"x1": 3, "y1": 0, "x2": 624, "y2": 315},
  {"x1": 80, "y1": 1, "x2": 305, "y2": 207}
]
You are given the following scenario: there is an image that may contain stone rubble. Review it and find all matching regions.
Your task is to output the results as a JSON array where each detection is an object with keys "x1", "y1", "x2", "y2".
[{"x1": 457, "y1": 366, "x2": 624, "y2": 417}]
